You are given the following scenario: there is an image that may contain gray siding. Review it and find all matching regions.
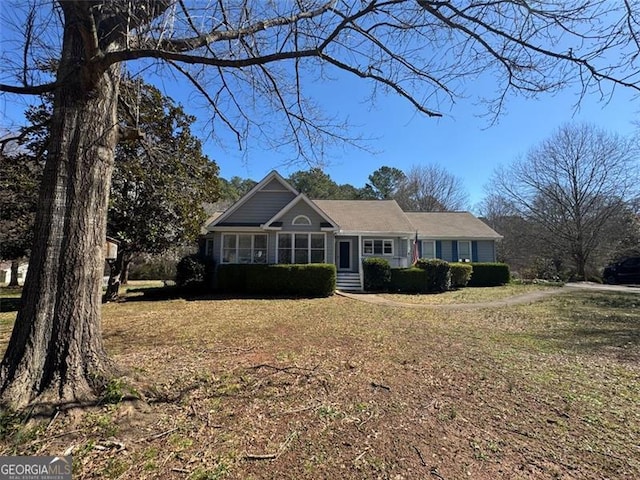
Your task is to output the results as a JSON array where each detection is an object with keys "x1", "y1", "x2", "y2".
[
  {"x1": 279, "y1": 202, "x2": 327, "y2": 231},
  {"x1": 476, "y1": 240, "x2": 496, "y2": 262},
  {"x1": 222, "y1": 190, "x2": 296, "y2": 225}
]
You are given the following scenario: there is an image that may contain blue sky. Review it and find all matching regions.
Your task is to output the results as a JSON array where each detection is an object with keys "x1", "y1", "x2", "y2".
[{"x1": 191, "y1": 73, "x2": 639, "y2": 211}]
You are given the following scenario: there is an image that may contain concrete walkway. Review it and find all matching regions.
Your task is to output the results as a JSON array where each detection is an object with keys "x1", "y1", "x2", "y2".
[{"x1": 336, "y1": 282, "x2": 639, "y2": 310}]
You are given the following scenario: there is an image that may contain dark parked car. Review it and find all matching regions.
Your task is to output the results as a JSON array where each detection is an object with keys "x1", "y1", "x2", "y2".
[{"x1": 603, "y1": 257, "x2": 640, "y2": 284}]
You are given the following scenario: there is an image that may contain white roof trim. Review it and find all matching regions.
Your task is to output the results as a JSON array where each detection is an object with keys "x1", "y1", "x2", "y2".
[
  {"x1": 263, "y1": 193, "x2": 340, "y2": 230},
  {"x1": 209, "y1": 171, "x2": 298, "y2": 228}
]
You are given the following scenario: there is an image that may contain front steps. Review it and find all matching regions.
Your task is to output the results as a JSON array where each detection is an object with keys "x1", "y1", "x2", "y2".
[{"x1": 336, "y1": 272, "x2": 362, "y2": 291}]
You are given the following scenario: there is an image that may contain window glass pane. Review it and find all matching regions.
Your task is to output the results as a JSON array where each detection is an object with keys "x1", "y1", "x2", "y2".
[
  {"x1": 294, "y1": 249, "x2": 308, "y2": 264},
  {"x1": 254, "y1": 235, "x2": 267, "y2": 249},
  {"x1": 459, "y1": 241, "x2": 470, "y2": 258},
  {"x1": 423, "y1": 241, "x2": 435, "y2": 259},
  {"x1": 238, "y1": 235, "x2": 251, "y2": 249},
  {"x1": 293, "y1": 215, "x2": 311, "y2": 225},
  {"x1": 278, "y1": 234, "x2": 291, "y2": 263},
  {"x1": 223, "y1": 235, "x2": 236, "y2": 248},
  {"x1": 310, "y1": 250, "x2": 325, "y2": 263},
  {"x1": 278, "y1": 234, "x2": 291, "y2": 248},
  {"x1": 311, "y1": 234, "x2": 324, "y2": 249},
  {"x1": 363, "y1": 240, "x2": 373, "y2": 254},
  {"x1": 383, "y1": 240, "x2": 393, "y2": 255},
  {"x1": 253, "y1": 235, "x2": 267, "y2": 263},
  {"x1": 295, "y1": 234, "x2": 308, "y2": 248},
  {"x1": 373, "y1": 240, "x2": 383, "y2": 254}
]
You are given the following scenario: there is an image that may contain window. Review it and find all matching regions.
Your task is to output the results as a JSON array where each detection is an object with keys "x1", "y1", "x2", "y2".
[
  {"x1": 205, "y1": 239, "x2": 214, "y2": 258},
  {"x1": 422, "y1": 240, "x2": 436, "y2": 259},
  {"x1": 363, "y1": 239, "x2": 393, "y2": 256},
  {"x1": 292, "y1": 215, "x2": 312, "y2": 226},
  {"x1": 277, "y1": 233, "x2": 325, "y2": 263},
  {"x1": 458, "y1": 241, "x2": 471, "y2": 261},
  {"x1": 221, "y1": 234, "x2": 268, "y2": 264}
]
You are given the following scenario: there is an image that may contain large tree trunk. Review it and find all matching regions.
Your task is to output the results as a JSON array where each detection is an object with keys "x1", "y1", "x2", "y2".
[
  {"x1": 0, "y1": 13, "x2": 121, "y2": 410},
  {"x1": 8, "y1": 260, "x2": 20, "y2": 287}
]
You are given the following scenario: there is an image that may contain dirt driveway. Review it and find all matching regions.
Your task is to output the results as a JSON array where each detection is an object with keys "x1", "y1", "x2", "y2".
[{"x1": 337, "y1": 282, "x2": 639, "y2": 309}]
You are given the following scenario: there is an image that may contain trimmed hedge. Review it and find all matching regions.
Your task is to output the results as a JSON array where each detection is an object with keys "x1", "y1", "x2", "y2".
[
  {"x1": 362, "y1": 257, "x2": 391, "y2": 291},
  {"x1": 467, "y1": 262, "x2": 510, "y2": 287},
  {"x1": 176, "y1": 254, "x2": 206, "y2": 288},
  {"x1": 450, "y1": 263, "x2": 473, "y2": 289},
  {"x1": 216, "y1": 263, "x2": 336, "y2": 297},
  {"x1": 390, "y1": 268, "x2": 429, "y2": 293},
  {"x1": 415, "y1": 258, "x2": 451, "y2": 292}
]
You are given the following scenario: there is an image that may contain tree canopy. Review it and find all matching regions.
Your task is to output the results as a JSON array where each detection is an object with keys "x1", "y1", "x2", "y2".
[{"x1": 488, "y1": 123, "x2": 639, "y2": 279}]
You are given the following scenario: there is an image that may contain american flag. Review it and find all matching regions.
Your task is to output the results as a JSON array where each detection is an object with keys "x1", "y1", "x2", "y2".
[{"x1": 411, "y1": 231, "x2": 419, "y2": 265}]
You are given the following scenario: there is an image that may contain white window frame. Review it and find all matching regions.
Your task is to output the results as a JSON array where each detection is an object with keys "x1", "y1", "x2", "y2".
[
  {"x1": 220, "y1": 233, "x2": 268, "y2": 264},
  {"x1": 363, "y1": 239, "x2": 394, "y2": 256},
  {"x1": 421, "y1": 240, "x2": 436, "y2": 259},
  {"x1": 292, "y1": 215, "x2": 312, "y2": 226},
  {"x1": 276, "y1": 232, "x2": 326, "y2": 264},
  {"x1": 458, "y1": 240, "x2": 471, "y2": 262}
]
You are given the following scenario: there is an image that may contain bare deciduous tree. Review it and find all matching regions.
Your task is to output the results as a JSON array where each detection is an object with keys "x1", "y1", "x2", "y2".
[
  {"x1": 396, "y1": 164, "x2": 469, "y2": 211},
  {"x1": 490, "y1": 123, "x2": 639, "y2": 280},
  {"x1": 1, "y1": 0, "x2": 639, "y2": 409}
]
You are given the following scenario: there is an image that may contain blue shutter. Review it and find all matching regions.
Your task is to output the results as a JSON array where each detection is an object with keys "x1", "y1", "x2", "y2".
[
  {"x1": 452, "y1": 241, "x2": 458, "y2": 263},
  {"x1": 472, "y1": 241, "x2": 478, "y2": 262},
  {"x1": 435, "y1": 240, "x2": 442, "y2": 259}
]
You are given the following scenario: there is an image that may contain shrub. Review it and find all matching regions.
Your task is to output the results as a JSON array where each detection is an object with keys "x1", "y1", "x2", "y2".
[
  {"x1": 415, "y1": 258, "x2": 451, "y2": 292},
  {"x1": 216, "y1": 264, "x2": 336, "y2": 297},
  {"x1": 390, "y1": 268, "x2": 429, "y2": 293},
  {"x1": 450, "y1": 263, "x2": 473, "y2": 289},
  {"x1": 175, "y1": 254, "x2": 206, "y2": 288},
  {"x1": 467, "y1": 262, "x2": 510, "y2": 287},
  {"x1": 362, "y1": 257, "x2": 391, "y2": 291}
]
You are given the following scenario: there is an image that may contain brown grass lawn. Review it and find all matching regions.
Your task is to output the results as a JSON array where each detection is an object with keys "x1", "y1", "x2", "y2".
[{"x1": 1, "y1": 285, "x2": 639, "y2": 479}]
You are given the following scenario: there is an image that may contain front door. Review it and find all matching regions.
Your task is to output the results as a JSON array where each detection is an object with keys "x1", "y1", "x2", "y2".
[{"x1": 337, "y1": 240, "x2": 351, "y2": 270}]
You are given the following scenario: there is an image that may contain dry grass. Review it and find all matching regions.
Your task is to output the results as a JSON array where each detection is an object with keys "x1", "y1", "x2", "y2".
[
  {"x1": 1, "y1": 287, "x2": 639, "y2": 479},
  {"x1": 379, "y1": 283, "x2": 556, "y2": 304}
]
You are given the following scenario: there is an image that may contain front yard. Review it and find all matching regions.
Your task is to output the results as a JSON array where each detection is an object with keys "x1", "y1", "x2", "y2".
[{"x1": 1, "y1": 285, "x2": 639, "y2": 479}]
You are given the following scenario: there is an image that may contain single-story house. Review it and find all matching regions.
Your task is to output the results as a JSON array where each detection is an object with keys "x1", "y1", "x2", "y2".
[{"x1": 201, "y1": 171, "x2": 502, "y2": 291}]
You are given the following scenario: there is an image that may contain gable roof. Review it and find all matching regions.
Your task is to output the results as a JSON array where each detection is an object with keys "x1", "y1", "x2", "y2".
[
  {"x1": 264, "y1": 194, "x2": 339, "y2": 230},
  {"x1": 405, "y1": 212, "x2": 502, "y2": 239},
  {"x1": 313, "y1": 199, "x2": 415, "y2": 234},
  {"x1": 208, "y1": 171, "x2": 297, "y2": 228}
]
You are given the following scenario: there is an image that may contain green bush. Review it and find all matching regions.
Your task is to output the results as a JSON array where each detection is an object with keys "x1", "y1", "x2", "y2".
[
  {"x1": 467, "y1": 262, "x2": 510, "y2": 287},
  {"x1": 362, "y1": 257, "x2": 391, "y2": 291},
  {"x1": 216, "y1": 264, "x2": 336, "y2": 297},
  {"x1": 390, "y1": 268, "x2": 429, "y2": 293},
  {"x1": 450, "y1": 263, "x2": 473, "y2": 289},
  {"x1": 175, "y1": 254, "x2": 206, "y2": 288},
  {"x1": 415, "y1": 258, "x2": 451, "y2": 292}
]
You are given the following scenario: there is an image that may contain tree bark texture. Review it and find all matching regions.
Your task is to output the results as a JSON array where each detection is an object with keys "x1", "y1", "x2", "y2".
[
  {"x1": 8, "y1": 260, "x2": 19, "y2": 287},
  {"x1": 0, "y1": 14, "x2": 121, "y2": 409}
]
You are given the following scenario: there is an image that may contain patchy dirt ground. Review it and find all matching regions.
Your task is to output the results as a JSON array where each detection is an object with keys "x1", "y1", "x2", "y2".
[{"x1": 1, "y1": 286, "x2": 639, "y2": 479}]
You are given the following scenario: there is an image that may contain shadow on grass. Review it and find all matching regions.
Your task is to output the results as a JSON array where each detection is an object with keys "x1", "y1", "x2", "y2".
[
  {"x1": 0, "y1": 298, "x2": 21, "y2": 312},
  {"x1": 122, "y1": 286, "x2": 332, "y2": 302},
  {"x1": 533, "y1": 292, "x2": 640, "y2": 360}
]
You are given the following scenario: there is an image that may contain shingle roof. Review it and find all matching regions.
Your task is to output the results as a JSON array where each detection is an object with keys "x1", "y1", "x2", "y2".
[
  {"x1": 404, "y1": 212, "x2": 502, "y2": 239},
  {"x1": 312, "y1": 200, "x2": 414, "y2": 234}
]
